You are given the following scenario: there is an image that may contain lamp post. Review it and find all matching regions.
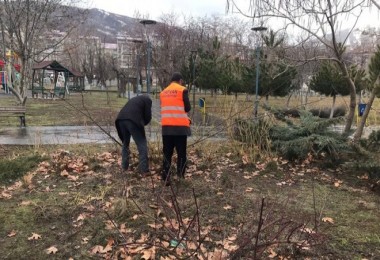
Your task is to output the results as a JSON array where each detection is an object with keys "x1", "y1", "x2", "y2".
[
  {"x1": 131, "y1": 39, "x2": 143, "y2": 97},
  {"x1": 191, "y1": 50, "x2": 197, "y2": 111},
  {"x1": 251, "y1": 26, "x2": 267, "y2": 118},
  {"x1": 140, "y1": 19, "x2": 157, "y2": 96}
]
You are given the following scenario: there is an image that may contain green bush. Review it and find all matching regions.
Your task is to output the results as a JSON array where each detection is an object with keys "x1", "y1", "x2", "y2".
[
  {"x1": 0, "y1": 155, "x2": 44, "y2": 184},
  {"x1": 366, "y1": 130, "x2": 380, "y2": 151},
  {"x1": 344, "y1": 156, "x2": 380, "y2": 186},
  {"x1": 269, "y1": 111, "x2": 349, "y2": 161}
]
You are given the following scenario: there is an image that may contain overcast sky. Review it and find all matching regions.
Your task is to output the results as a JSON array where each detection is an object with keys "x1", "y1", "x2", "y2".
[
  {"x1": 87, "y1": 0, "x2": 379, "y2": 30},
  {"x1": 88, "y1": 0, "x2": 229, "y2": 20}
]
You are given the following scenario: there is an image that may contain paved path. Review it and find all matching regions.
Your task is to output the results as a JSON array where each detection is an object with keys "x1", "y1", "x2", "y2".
[{"x1": 0, "y1": 126, "x2": 120, "y2": 145}]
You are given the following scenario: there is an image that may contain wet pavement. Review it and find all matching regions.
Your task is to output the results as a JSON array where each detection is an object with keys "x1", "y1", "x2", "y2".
[
  {"x1": 0, "y1": 91, "x2": 228, "y2": 145},
  {"x1": 0, "y1": 126, "x2": 119, "y2": 145}
]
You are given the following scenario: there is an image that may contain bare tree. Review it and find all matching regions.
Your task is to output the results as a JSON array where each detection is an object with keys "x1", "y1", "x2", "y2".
[
  {"x1": 353, "y1": 45, "x2": 380, "y2": 142},
  {"x1": 226, "y1": 0, "x2": 378, "y2": 135},
  {"x1": 0, "y1": 0, "x2": 86, "y2": 105}
]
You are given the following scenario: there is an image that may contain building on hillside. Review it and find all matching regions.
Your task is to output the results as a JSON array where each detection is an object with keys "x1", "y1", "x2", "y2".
[{"x1": 103, "y1": 43, "x2": 117, "y2": 57}]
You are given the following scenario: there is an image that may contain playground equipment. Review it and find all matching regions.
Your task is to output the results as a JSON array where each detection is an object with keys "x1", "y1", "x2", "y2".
[{"x1": 0, "y1": 54, "x2": 21, "y2": 94}]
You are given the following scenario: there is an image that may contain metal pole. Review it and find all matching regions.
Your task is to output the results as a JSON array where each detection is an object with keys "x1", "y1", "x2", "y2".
[
  {"x1": 251, "y1": 25, "x2": 267, "y2": 118},
  {"x1": 128, "y1": 80, "x2": 130, "y2": 100},
  {"x1": 139, "y1": 19, "x2": 156, "y2": 96},
  {"x1": 192, "y1": 52, "x2": 196, "y2": 111},
  {"x1": 254, "y1": 45, "x2": 260, "y2": 118},
  {"x1": 147, "y1": 40, "x2": 151, "y2": 95},
  {"x1": 136, "y1": 54, "x2": 140, "y2": 96}
]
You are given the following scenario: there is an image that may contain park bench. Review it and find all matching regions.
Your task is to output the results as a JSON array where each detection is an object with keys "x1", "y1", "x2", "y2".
[
  {"x1": 68, "y1": 84, "x2": 82, "y2": 92},
  {"x1": 32, "y1": 86, "x2": 48, "y2": 98},
  {"x1": 52, "y1": 88, "x2": 65, "y2": 98},
  {"x1": 0, "y1": 106, "x2": 26, "y2": 127}
]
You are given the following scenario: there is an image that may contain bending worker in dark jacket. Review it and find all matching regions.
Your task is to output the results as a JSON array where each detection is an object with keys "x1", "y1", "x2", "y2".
[
  {"x1": 115, "y1": 95, "x2": 152, "y2": 174},
  {"x1": 160, "y1": 72, "x2": 191, "y2": 185}
]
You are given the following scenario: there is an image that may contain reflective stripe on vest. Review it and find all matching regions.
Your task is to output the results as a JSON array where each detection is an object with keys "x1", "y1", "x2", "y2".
[
  {"x1": 161, "y1": 106, "x2": 184, "y2": 111},
  {"x1": 160, "y1": 83, "x2": 190, "y2": 127}
]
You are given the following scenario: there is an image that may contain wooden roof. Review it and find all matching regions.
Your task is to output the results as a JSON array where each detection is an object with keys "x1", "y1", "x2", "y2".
[{"x1": 32, "y1": 60, "x2": 83, "y2": 77}]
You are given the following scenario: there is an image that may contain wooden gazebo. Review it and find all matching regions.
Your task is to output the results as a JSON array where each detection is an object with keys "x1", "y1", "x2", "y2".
[{"x1": 31, "y1": 60, "x2": 84, "y2": 98}]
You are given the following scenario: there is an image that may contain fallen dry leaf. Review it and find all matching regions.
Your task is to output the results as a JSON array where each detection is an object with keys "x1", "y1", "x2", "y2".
[
  {"x1": 46, "y1": 246, "x2": 58, "y2": 254},
  {"x1": 19, "y1": 200, "x2": 33, "y2": 206},
  {"x1": 268, "y1": 248, "x2": 277, "y2": 258},
  {"x1": 91, "y1": 245, "x2": 104, "y2": 254},
  {"x1": 227, "y1": 235, "x2": 237, "y2": 241},
  {"x1": 242, "y1": 154, "x2": 249, "y2": 165},
  {"x1": 149, "y1": 204, "x2": 158, "y2": 209},
  {"x1": 136, "y1": 233, "x2": 149, "y2": 243},
  {"x1": 322, "y1": 217, "x2": 334, "y2": 224},
  {"x1": 76, "y1": 214, "x2": 86, "y2": 221},
  {"x1": 81, "y1": 237, "x2": 89, "y2": 244},
  {"x1": 223, "y1": 205, "x2": 232, "y2": 210},
  {"x1": 60, "y1": 170, "x2": 69, "y2": 177},
  {"x1": 148, "y1": 223, "x2": 163, "y2": 229},
  {"x1": 1, "y1": 191, "x2": 12, "y2": 199},
  {"x1": 357, "y1": 174, "x2": 369, "y2": 180},
  {"x1": 141, "y1": 249, "x2": 153, "y2": 259},
  {"x1": 7, "y1": 230, "x2": 17, "y2": 237},
  {"x1": 245, "y1": 187, "x2": 254, "y2": 192},
  {"x1": 102, "y1": 244, "x2": 113, "y2": 253},
  {"x1": 28, "y1": 233, "x2": 42, "y2": 240},
  {"x1": 67, "y1": 175, "x2": 79, "y2": 181}
]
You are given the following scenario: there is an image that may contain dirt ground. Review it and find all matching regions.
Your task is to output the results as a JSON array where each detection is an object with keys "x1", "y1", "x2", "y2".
[{"x1": 0, "y1": 142, "x2": 379, "y2": 259}]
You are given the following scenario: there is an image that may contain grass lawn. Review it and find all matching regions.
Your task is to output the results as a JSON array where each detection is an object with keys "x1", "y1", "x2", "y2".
[{"x1": 0, "y1": 92, "x2": 126, "y2": 127}]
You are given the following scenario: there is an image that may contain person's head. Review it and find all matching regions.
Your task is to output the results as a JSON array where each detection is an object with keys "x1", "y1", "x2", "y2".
[{"x1": 171, "y1": 72, "x2": 184, "y2": 85}]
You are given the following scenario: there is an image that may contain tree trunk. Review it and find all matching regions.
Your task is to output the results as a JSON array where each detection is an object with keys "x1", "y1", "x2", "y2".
[
  {"x1": 285, "y1": 92, "x2": 293, "y2": 109},
  {"x1": 353, "y1": 87, "x2": 378, "y2": 142},
  {"x1": 304, "y1": 88, "x2": 310, "y2": 109},
  {"x1": 330, "y1": 95, "x2": 336, "y2": 118},
  {"x1": 337, "y1": 63, "x2": 356, "y2": 135}
]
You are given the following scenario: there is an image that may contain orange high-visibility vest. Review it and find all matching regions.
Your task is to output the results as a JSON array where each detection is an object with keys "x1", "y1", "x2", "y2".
[{"x1": 160, "y1": 82, "x2": 190, "y2": 127}]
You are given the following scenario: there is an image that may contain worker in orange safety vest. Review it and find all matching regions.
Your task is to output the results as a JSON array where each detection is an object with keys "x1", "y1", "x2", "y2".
[{"x1": 160, "y1": 72, "x2": 191, "y2": 185}]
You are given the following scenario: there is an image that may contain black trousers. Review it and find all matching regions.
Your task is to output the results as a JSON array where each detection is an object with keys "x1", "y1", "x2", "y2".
[{"x1": 162, "y1": 135, "x2": 187, "y2": 180}]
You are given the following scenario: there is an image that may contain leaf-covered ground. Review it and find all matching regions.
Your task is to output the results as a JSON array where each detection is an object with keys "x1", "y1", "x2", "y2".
[{"x1": 0, "y1": 143, "x2": 379, "y2": 259}]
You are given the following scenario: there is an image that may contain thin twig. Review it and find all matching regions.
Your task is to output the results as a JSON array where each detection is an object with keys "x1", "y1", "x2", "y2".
[{"x1": 254, "y1": 197, "x2": 265, "y2": 260}]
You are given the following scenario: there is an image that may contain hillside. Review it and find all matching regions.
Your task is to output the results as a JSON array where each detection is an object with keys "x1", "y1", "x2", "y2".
[{"x1": 80, "y1": 8, "x2": 141, "y2": 43}]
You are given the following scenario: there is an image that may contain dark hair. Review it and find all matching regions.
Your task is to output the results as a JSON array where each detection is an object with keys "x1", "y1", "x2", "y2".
[{"x1": 171, "y1": 72, "x2": 183, "y2": 82}]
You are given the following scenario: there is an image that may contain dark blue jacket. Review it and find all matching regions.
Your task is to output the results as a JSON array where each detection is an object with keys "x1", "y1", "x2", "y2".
[{"x1": 115, "y1": 95, "x2": 152, "y2": 141}]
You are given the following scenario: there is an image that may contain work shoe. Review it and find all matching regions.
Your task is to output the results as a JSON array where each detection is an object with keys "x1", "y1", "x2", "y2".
[
  {"x1": 162, "y1": 179, "x2": 171, "y2": 186},
  {"x1": 141, "y1": 171, "x2": 152, "y2": 178},
  {"x1": 161, "y1": 174, "x2": 171, "y2": 186}
]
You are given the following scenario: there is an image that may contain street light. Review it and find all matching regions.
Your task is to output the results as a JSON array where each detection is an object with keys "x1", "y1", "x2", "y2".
[
  {"x1": 251, "y1": 26, "x2": 267, "y2": 118},
  {"x1": 131, "y1": 39, "x2": 143, "y2": 98},
  {"x1": 191, "y1": 50, "x2": 197, "y2": 112},
  {"x1": 140, "y1": 19, "x2": 157, "y2": 96}
]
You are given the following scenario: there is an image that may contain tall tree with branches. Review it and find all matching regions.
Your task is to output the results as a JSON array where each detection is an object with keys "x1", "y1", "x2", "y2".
[
  {"x1": 0, "y1": 0, "x2": 86, "y2": 105},
  {"x1": 354, "y1": 45, "x2": 380, "y2": 141},
  {"x1": 310, "y1": 62, "x2": 351, "y2": 118},
  {"x1": 226, "y1": 0, "x2": 378, "y2": 135}
]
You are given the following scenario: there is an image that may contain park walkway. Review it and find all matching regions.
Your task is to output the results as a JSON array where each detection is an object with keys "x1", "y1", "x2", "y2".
[{"x1": 0, "y1": 93, "x2": 227, "y2": 145}]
